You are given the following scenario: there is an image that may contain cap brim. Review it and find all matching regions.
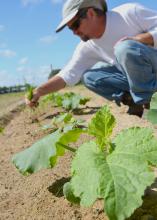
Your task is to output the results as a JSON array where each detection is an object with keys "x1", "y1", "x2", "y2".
[{"x1": 55, "y1": 10, "x2": 78, "y2": 33}]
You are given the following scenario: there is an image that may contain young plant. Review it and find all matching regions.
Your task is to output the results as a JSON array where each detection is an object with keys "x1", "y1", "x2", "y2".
[
  {"x1": 12, "y1": 106, "x2": 157, "y2": 220},
  {"x1": 42, "y1": 92, "x2": 90, "y2": 111},
  {"x1": 25, "y1": 85, "x2": 41, "y2": 123},
  {"x1": 0, "y1": 127, "x2": 4, "y2": 134},
  {"x1": 42, "y1": 112, "x2": 86, "y2": 132},
  {"x1": 12, "y1": 113, "x2": 87, "y2": 175},
  {"x1": 145, "y1": 92, "x2": 157, "y2": 124},
  {"x1": 25, "y1": 85, "x2": 34, "y2": 101},
  {"x1": 64, "y1": 107, "x2": 157, "y2": 220}
]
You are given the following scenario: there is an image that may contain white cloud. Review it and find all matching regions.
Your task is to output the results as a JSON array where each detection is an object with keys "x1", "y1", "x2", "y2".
[
  {"x1": 16, "y1": 66, "x2": 36, "y2": 85},
  {"x1": 16, "y1": 66, "x2": 26, "y2": 72},
  {"x1": 21, "y1": 0, "x2": 43, "y2": 7},
  {"x1": 0, "y1": 70, "x2": 8, "y2": 78},
  {"x1": 0, "y1": 25, "x2": 5, "y2": 32},
  {"x1": 39, "y1": 65, "x2": 51, "y2": 75},
  {"x1": 19, "y1": 57, "x2": 29, "y2": 65},
  {"x1": 0, "y1": 70, "x2": 19, "y2": 87},
  {"x1": 21, "y1": 0, "x2": 63, "y2": 7},
  {"x1": 0, "y1": 49, "x2": 16, "y2": 58},
  {"x1": 0, "y1": 64, "x2": 51, "y2": 87},
  {"x1": 16, "y1": 65, "x2": 51, "y2": 86},
  {"x1": 39, "y1": 35, "x2": 57, "y2": 44}
]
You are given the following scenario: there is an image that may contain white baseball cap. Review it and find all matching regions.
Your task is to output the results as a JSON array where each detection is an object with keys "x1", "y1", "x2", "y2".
[{"x1": 56, "y1": 0, "x2": 107, "y2": 33}]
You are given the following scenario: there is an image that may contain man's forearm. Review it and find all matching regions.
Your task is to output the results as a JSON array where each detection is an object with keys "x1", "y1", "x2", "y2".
[
  {"x1": 35, "y1": 75, "x2": 66, "y2": 97},
  {"x1": 132, "y1": 32, "x2": 154, "y2": 46}
]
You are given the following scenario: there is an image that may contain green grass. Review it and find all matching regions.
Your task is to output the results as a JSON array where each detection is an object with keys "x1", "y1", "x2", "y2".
[{"x1": 0, "y1": 92, "x2": 25, "y2": 115}]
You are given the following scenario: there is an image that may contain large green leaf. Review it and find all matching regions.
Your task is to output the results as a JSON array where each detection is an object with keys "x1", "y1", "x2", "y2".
[
  {"x1": 70, "y1": 127, "x2": 157, "y2": 220},
  {"x1": 88, "y1": 106, "x2": 116, "y2": 149},
  {"x1": 63, "y1": 182, "x2": 80, "y2": 204},
  {"x1": 12, "y1": 130, "x2": 62, "y2": 175},
  {"x1": 145, "y1": 109, "x2": 157, "y2": 125},
  {"x1": 112, "y1": 127, "x2": 157, "y2": 166},
  {"x1": 105, "y1": 127, "x2": 157, "y2": 220},
  {"x1": 71, "y1": 141, "x2": 108, "y2": 206},
  {"x1": 56, "y1": 128, "x2": 87, "y2": 154},
  {"x1": 150, "y1": 92, "x2": 157, "y2": 109},
  {"x1": 58, "y1": 128, "x2": 87, "y2": 145},
  {"x1": 12, "y1": 126, "x2": 86, "y2": 175}
]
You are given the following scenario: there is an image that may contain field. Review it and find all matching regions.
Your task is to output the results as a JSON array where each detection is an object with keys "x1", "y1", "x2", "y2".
[
  {"x1": 0, "y1": 92, "x2": 24, "y2": 116},
  {"x1": 0, "y1": 86, "x2": 157, "y2": 220},
  {"x1": 0, "y1": 92, "x2": 25, "y2": 129}
]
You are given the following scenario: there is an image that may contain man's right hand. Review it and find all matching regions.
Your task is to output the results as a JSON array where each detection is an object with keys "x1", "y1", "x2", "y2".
[
  {"x1": 25, "y1": 89, "x2": 40, "y2": 108},
  {"x1": 25, "y1": 75, "x2": 66, "y2": 108}
]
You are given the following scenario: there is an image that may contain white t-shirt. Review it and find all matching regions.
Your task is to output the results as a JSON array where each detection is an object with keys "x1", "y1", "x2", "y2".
[{"x1": 58, "y1": 3, "x2": 157, "y2": 86}]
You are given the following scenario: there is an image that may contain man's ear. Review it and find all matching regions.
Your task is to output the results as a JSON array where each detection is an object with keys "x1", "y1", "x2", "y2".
[{"x1": 86, "y1": 8, "x2": 96, "y2": 19}]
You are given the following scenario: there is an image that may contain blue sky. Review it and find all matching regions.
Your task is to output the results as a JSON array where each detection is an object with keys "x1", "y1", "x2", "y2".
[{"x1": 0, "y1": 0, "x2": 157, "y2": 86}]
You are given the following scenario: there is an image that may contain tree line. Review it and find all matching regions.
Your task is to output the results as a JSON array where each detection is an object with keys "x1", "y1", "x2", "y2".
[
  {"x1": 0, "y1": 69, "x2": 61, "y2": 94},
  {"x1": 0, "y1": 85, "x2": 28, "y2": 94}
]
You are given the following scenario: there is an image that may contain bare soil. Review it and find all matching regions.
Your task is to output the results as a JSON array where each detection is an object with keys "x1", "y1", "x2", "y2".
[{"x1": 0, "y1": 86, "x2": 157, "y2": 220}]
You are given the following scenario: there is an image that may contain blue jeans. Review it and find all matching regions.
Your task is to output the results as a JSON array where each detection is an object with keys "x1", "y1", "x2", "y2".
[{"x1": 83, "y1": 40, "x2": 157, "y2": 104}]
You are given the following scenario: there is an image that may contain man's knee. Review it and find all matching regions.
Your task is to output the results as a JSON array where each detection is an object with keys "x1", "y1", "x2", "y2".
[
  {"x1": 82, "y1": 70, "x2": 97, "y2": 87},
  {"x1": 114, "y1": 40, "x2": 141, "y2": 66}
]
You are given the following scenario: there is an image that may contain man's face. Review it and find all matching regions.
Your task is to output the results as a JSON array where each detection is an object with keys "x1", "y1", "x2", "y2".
[{"x1": 67, "y1": 8, "x2": 95, "y2": 42}]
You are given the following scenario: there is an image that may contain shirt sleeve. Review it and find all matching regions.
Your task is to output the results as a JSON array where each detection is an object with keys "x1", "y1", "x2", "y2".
[
  {"x1": 135, "y1": 4, "x2": 157, "y2": 48},
  {"x1": 57, "y1": 41, "x2": 98, "y2": 86}
]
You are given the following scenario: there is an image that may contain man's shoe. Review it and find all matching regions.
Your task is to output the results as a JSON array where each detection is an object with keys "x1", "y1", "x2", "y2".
[
  {"x1": 127, "y1": 104, "x2": 144, "y2": 117},
  {"x1": 121, "y1": 92, "x2": 150, "y2": 117},
  {"x1": 144, "y1": 103, "x2": 150, "y2": 109},
  {"x1": 121, "y1": 92, "x2": 134, "y2": 106}
]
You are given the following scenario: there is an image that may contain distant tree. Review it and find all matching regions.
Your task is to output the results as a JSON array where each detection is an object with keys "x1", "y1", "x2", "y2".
[
  {"x1": 2, "y1": 86, "x2": 8, "y2": 93},
  {"x1": 0, "y1": 87, "x2": 4, "y2": 94},
  {"x1": 48, "y1": 69, "x2": 61, "y2": 79}
]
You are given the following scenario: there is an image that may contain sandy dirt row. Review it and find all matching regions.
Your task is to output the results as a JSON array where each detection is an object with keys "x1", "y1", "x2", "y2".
[{"x1": 0, "y1": 87, "x2": 157, "y2": 220}]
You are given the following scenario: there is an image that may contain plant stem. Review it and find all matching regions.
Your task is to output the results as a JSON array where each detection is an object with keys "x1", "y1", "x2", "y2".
[{"x1": 57, "y1": 142, "x2": 76, "y2": 153}]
